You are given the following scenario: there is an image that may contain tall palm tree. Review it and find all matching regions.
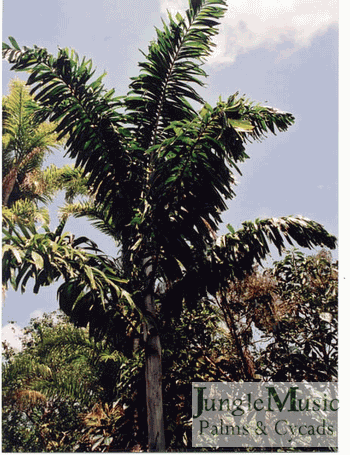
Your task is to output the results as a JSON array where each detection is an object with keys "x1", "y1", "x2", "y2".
[{"x1": 2, "y1": 0, "x2": 336, "y2": 450}]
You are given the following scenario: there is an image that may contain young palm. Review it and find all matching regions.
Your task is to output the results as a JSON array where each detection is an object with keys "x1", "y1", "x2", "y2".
[{"x1": 2, "y1": 0, "x2": 336, "y2": 450}]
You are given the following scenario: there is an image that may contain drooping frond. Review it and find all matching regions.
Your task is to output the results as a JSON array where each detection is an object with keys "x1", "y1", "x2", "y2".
[
  {"x1": 51, "y1": 165, "x2": 90, "y2": 203},
  {"x1": 2, "y1": 218, "x2": 137, "y2": 340},
  {"x1": 159, "y1": 216, "x2": 337, "y2": 312},
  {"x1": 212, "y1": 216, "x2": 337, "y2": 285},
  {"x1": 2, "y1": 42, "x2": 140, "y2": 230},
  {"x1": 59, "y1": 201, "x2": 120, "y2": 243},
  {"x1": 219, "y1": 93, "x2": 295, "y2": 142}
]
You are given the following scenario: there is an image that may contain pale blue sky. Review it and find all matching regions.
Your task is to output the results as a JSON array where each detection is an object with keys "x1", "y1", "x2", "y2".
[{"x1": 2, "y1": 0, "x2": 338, "y2": 340}]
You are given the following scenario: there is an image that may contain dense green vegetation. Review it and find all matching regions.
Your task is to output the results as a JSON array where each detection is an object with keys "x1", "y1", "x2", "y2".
[{"x1": 2, "y1": 249, "x2": 337, "y2": 451}]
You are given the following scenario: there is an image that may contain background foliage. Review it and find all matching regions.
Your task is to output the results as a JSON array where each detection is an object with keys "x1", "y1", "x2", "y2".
[{"x1": 2, "y1": 249, "x2": 337, "y2": 452}]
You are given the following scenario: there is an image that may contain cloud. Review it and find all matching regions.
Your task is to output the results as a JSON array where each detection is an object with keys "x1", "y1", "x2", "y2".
[
  {"x1": 160, "y1": 0, "x2": 338, "y2": 64},
  {"x1": 160, "y1": 0, "x2": 187, "y2": 16},
  {"x1": 30, "y1": 309, "x2": 44, "y2": 320},
  {"x1": 2, "y1": 323, "x2": 23, "y2": 352}
]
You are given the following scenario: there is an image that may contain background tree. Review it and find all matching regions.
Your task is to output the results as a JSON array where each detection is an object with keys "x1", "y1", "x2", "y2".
[
  {"x1": 2, "y1": 78, "x2": 91, "y2": 229},
  {"x1": 2, "y1": 311, "x2": 144, "y2": 452},
  {"x1": 256, "y1": 249, "x2": 338, "y2": 381},
  {"x1": 2, "y1": 0, "x2": 337, "y2": 450},
  {"x1": 2, "y1": 312, "x2": 94, "y2": 452},
  {"x1": 218, "y1": 249, "x2": 338, "y2": 383},
  {"x1": 2, "y1": 79, "x2": 59, "y2": 219},
  {"x1": 2, "y1": 306, "x2": 239, "y2": 452}
]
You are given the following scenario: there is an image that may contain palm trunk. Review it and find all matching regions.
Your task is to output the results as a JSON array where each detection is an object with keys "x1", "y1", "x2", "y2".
[
  {"x1": 2, "y1": 168, "x2": 18, "y2": 206},
  {"x1": 2, "y1": 148, "x2": 42, "y2": 207},
  {"x1": 143, "y1": 259, "x2": 165, "y2": 452}
]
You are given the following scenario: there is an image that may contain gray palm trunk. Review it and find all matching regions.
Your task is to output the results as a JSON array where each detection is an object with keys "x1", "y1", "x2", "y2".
[{"x1": 143, "y1": 258, "x2": 165, "y2": 451}]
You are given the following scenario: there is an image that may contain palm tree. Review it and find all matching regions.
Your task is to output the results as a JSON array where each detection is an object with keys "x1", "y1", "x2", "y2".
[
  {"x1": 2, "y1": 79, "x2": 90, "y2": 228},
  {"x1": 2, "y1": 0, "x2": 336, "y2": 450},
  {"x1": 2, "y1": 80, "x2": 60, "y2": 210}
]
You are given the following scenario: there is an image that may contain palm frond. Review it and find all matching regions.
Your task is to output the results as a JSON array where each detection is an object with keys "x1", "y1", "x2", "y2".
[
  {"x1": 58, "y1": 201, "x2": 121, "y2": 243},
  {"x1": 2, "y1": 79, "x2": 61, "y2": 161},
  {"x1": 135, "y1": 96, "x2": 295, "y2": 282},
  {"x1": 159, "y1": 216, "x2": 337, "y2": 310},
  {"x1": 2, "y1": 199, "x2": 50, "y2": 227},
  {"x1": 2, "y1": 219, "x2": 136, "y2": 337},
  {"x1": 125, "y1": 0, "x2": 227, "y2": 147},
  {"x1": 2, "y1": 43, "x2": 139, "y2": 231},
  {"x1": 2, "y1": 79, "x2": 64, "y2": 210},
  {"x1": 212, "y1": 216, "x2": 337, "y2": 284}
]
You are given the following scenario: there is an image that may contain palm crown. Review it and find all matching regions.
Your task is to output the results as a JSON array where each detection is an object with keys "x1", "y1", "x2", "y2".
[
  {"x1": 2, "y1": 0, "x2": 336, "y2": 450},
  {"x1": 2, "y1": 0, "x2": 336, "y2": 381}
]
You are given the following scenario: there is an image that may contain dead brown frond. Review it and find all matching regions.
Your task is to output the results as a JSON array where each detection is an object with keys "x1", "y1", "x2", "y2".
[
  {"x1": 82, "y1": 402, "x2": 124, "y2": 428},
  {"x1": 14, "y1": 389, "x2": 47, "y2": 409},
  {"x1": 19, "y1": 169, "x2": 46, "y2": 196},
  {"x1": 226, "y1": 271, "x2": 298, "y2": 333}
]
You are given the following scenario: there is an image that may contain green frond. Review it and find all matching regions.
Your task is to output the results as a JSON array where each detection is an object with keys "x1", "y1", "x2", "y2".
[
  {"x1": 2, "y1": 219, "x2": 138, "y2": 341},
  {"x1": 125, "y1": 0, "x2": 227, "y2": 147},
  {"x1": 58, "y1": 200, "x2": 121, "y2": 242},
  {"x1": 58, "y1": 201, "x2": 92, "y2": 218},
  {"x1": 159, "y1": 216, "x2": 337, "y2": 308},
  {"x1": 2, "y1": 79, "x2": 65, "y2": 210},
  {"x1": 223, "y1": 94, "x2": 295, "y2": 142},
  {"x1": 56, "y1": 165, "x2": 91, "y2": 201},
  {"x1": 2, "y1": 199, "x2": 50, "y2": 227},
  {"x1": 2, "y1": 80, "x2": 62, "y2": 166},
  {"x1": 212, "y1": 215, "x2": 337, "y2": 285},
  {"x1": 2, "y1": 44, "x2": 140, "y2": 232},
  {"x1": 40, "y1": 164, "x2": 91, "y2": 204},
  {"x1": 136, "y1": 95, "x2": 294, "y2": 282}
]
